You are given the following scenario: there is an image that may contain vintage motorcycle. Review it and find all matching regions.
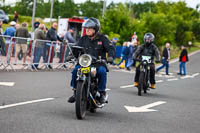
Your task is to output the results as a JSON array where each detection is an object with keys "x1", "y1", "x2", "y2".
[
  {"x1": 137, "y1": 56, "x2": 152, "y2": 96},
  {"x1": 71, "y1": 46, "x2": 108, "y2": 119}
]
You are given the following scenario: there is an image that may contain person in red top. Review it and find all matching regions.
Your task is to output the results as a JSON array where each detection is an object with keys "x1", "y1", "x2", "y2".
[
  {"x1": 13, "y1": 11, "x2": 18, "y2": 22},
  {"x1": 177, "y1": 45, "x2": 189, "y2": 76}
]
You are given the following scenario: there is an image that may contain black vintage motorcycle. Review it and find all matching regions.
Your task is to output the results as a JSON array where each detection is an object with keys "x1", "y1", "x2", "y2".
[
  {"x1": 137, "y1": 56, "x2": 152, "y2": 96},
  {"x1": 71, "y1": 46, "x2": 108, "y2": 119}
]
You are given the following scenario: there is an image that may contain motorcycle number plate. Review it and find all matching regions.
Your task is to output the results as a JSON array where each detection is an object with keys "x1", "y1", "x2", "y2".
[{"x1": 81, "y1": 67, "x2": 90, "y2": 74}]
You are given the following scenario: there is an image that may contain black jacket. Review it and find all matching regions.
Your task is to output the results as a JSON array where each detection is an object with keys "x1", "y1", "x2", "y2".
[
  {"x1": 133, "y1": 43, "x2": 160, "y2": 62},
  {"x1": 74, "y1": 33, "x2": 115, "y2": 67},
  {"x1": 162, "y1": 47, "x2": 170, "y2": 60},
  {"x1": 46, "y1": 27, "x2": 62, "y2": 42},
  {"x1": 179, "y1": 49, "x2": 189, "y2": 62}
]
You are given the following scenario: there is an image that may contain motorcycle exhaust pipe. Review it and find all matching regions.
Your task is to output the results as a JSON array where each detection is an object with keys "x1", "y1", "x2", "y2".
[{"x1": 89, "y1": 93, "x2": 105, "y2": 108}]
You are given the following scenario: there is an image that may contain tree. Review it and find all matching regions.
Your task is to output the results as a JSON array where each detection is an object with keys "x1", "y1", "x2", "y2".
[
  {"x1": 79, "y1": 0, "x2": 103, "y2": 18},
  {"x1": 100, "y1": 4, "x2": 134, "y2": 43}
]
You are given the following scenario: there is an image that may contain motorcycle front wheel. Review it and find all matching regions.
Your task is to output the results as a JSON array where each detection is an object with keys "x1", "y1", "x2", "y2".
[
  {"x1": 138, "y1": 71, "x2": 145, "y2": 96},
  {"x1": 75, "y1": 81, "x2": 87, "y2": 119}
]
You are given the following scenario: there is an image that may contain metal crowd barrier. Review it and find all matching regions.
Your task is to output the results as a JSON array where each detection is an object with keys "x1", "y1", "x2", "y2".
[{"x1": 0, "y1": 34, "x2": 77, "y2": 71}]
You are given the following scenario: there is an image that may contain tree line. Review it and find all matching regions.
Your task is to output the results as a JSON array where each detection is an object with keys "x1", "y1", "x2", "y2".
[{"x1": 1, "y1": 0, "x2": 200, "y2": 47}]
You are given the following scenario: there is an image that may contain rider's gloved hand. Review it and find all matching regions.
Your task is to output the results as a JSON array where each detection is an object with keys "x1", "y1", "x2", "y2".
[{"x1": 107, "y1": 57, "x2": 113, "y2": 63}]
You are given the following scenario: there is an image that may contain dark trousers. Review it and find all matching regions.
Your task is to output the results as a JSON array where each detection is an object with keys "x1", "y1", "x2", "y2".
[
  {"x1": 71, "y1": 65, "x2": 107, "y2": 91},
  {"x1": 156, "y1": 59, "x2": 169, "y2": 75},
  {"x1": 0, "y1": 37, "x2": 5, "y2": 56},
  {"x1": 134, "y1": 63, "x2": 156, "y2": 84},
  {"x1": 33, "y1": 47, "x2": 44, "y2": 68}
]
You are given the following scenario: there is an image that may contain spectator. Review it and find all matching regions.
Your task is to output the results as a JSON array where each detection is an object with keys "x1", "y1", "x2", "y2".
[
  {"x1": 14, "y1": 23, "x2": 29, "y2": 64},
  {"x1": 64, "y1": 27, "x2": 76, "y2": 43},
  {"x1": 4, "y1": 21, "x2": 16, "y2": 57},
  {"x1": 0, "y1": 20, "x2": 6, "y2": 56},
  {"x1": 45, "y1": 22, "x2": 62, "y2": 69},
  {"x1": 117, "y1": 42, "x2": 129, "y2": 70},
  {"x1": 111, "y1": 37, "x2": 118, "y2": 65},
  {"x1": 156, "y1": 42, "x2": 170, "y2": 75},
  {"x1": 131, "y1": 32, "x2": 138, "y2": 45},
  {"x1": 15, "y1": 23, "x2": 21, "y2": 30},
  {"x1": 0, "y1": 20, "x2": 3, "y2": 34},
  {"x1": 132, "y1": 42, "x2": 138, "y2": 67},
  {"x1": 60, "y1": 27, "x2": 76, "y2": 64},
  {"x1": 126, "y1": 42, "x2": 134, "y2": 70},
  {"x1": 34, "y1": 19, "x2": 40, "y2": 30},
  {"x1": 13, "y1": 11, "x2": 18, "y2": 22},
  {"x1": 32, "y1": 24, "x2": 46, "y2": 70},
  {"x1": 177, "y1": 45, "x2": 189, "y2": 76}
]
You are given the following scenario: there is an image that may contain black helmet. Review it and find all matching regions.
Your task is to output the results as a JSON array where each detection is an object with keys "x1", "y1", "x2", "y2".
[
  {"x1": 82, "y1": 17, "x2": 100, "y2": 33},
  {"x1": 144, "y1": 33, "x2": 155, "y2": 44}
]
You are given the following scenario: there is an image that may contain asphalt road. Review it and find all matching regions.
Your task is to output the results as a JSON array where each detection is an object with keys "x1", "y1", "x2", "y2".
[{"x1": 0, "y1": 51, "x2": 200, "y2": 133}]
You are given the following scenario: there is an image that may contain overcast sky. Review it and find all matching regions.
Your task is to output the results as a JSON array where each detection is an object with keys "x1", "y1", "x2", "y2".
[
  {"x1": 4, "y1": 0, "x2": 200, "y2": 9},
  {"x1": 75, "y1": 0, "x2": 199, "y2": 9}
]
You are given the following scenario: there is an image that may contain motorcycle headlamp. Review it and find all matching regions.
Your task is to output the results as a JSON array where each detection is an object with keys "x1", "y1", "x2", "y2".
[{"x1": 79, "y1": 54, "x2": 92, "y2": 67}]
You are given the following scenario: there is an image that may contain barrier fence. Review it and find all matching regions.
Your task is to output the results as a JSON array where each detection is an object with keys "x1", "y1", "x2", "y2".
[{"x1": 0, "y1": 35, "x2": 76, "y2": 71}]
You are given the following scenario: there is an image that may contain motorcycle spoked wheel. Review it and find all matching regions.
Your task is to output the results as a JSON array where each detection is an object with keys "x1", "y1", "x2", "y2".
[
  {"x1": 75, "y1": 81, "x2": 87, "y2": 119},
  {"x1": 138, "y1": 71, "x2": 145, "y2": 96}
]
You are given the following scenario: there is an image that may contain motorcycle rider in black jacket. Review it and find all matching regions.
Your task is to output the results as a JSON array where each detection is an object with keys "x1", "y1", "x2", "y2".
[
  {"x1": 68, "y1": 17, "x2": 115, "y2": 103},
  {"x1": 133, "y1": 33, "x2": 160, "y2": 89}
]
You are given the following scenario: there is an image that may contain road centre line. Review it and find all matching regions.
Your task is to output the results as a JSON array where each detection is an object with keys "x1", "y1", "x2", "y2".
[
  {"x1": 180, "y1": 73, "x2": 199, "y2": 79},
  {"x1": 0, "y1": 82, "x2": 15, "y2": 87},
  {"x1": 192, "y1": 73, "x2": 199, "y2": 77},
  {"x1": 167, "y1": 78, "x2": 179, "y2": 81},
  {"x1": 106, "y1": 88, "x2": 111, "y2": 91},
  {"x1": 0, "y1": 98, "x2": 55, "y2": 110},
  {"x1": 120, "y1": 80, "x2": 163, "y2": 88},
  {"x1": 180, "y1": 75, "x2": 193, "y2": 79},
  {"x1": 120, "y1": 85, "x2": 134, "y2": 89},
  {"x1": 156, "y1": 80, "x2": 164, "y2": 83}
]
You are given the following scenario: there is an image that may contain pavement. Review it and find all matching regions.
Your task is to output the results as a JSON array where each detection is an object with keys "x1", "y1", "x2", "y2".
[{"x1": 0, "y1": 51, "x2": 200, "y2": 133}]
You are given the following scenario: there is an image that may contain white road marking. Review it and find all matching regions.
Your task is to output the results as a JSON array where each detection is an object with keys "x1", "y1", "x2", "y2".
[
  {"x1": 106, "y1": 88, "x2": 111, "y2": 91},
  {"x1": 164, "y1": 75, "x2": 175, "y2": 78},
  {"x1": 167, "y1": 78, "x2": 179, "y2": 81},
  {"x1": 180, "y1": 75, "x2": 193, "y2": 79},
  {"x1": 120, "y1": 85, "x2": 134, "y2": 89},
  {"x1": 180, "y1": 73, "x2": 200, "y2": 79},
  {"x1": 112, "y1": 69, "x2": 134, "y2": 74},
  {"x1": 0, "y1": 82, "x2": 15, "y2": 87},
  {"x1": 0, "y1": 98, "x2": 55, "y2": 110},
  {"x1": 192, "y1": 73, "x2": 199, "y2": 78},
  {"x1": 121, "y1": 80, "x2": 164, "y2": 89},
  {"x1": 156, "y1": 80, "x2": 164, "y2": 83},
  {"x1": 125, "y1": 101, "x2": 166, "y2": 113}
]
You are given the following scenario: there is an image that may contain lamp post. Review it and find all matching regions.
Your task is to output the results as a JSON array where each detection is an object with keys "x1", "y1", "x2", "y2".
[
  {"x1": 50, "y1": 0, "x2": 54, "y2": 24},
  {"x1": 102, "y1": 0, "x2": 107, "y2": 18},
  {"x1": 31, "y1": 0, "x2": 36, "y2": 32}
]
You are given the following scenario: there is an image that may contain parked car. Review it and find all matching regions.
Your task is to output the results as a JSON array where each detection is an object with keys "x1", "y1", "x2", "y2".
[{"x1": 0, "y1": 9, "x2": 9, "y2": 23}]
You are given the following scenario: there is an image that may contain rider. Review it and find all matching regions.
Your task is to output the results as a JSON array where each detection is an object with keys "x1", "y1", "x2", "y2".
[
  {"x1": 68, "y1": 17, "x2": 115, "y2": 103},
  {"x1": 133, "y1": 33, "x2": 160, "y2": 89}
]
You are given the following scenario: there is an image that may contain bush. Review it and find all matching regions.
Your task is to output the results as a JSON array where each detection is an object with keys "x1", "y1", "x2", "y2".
[{"x1": 8, "y1": 15, "x2": 32, "y2": 24}]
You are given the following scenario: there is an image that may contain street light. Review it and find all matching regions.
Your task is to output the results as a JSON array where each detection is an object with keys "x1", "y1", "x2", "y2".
[
  {"x1": 102, "y1": 0, "x2": 107, "y2": 18},
  {"x1": 50, "y1": 0, "x2": 54, "y2": 24},
  {"x1": 31, "y1": 0, "x2": 36, "y2": 33}
]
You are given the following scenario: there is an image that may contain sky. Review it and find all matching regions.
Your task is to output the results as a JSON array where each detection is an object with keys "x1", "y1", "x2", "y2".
[
  {"x1": 3, "y1": 0, "x2": 200, "y2": 9},
  {"x1": 75, "y1": 0, "x2": 199, "y2": 9}
]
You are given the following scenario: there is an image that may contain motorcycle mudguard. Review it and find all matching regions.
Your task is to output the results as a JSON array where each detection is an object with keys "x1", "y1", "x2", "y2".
[{"x1": 77, "y1": 74, "x2": 86, "y2": 81}]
